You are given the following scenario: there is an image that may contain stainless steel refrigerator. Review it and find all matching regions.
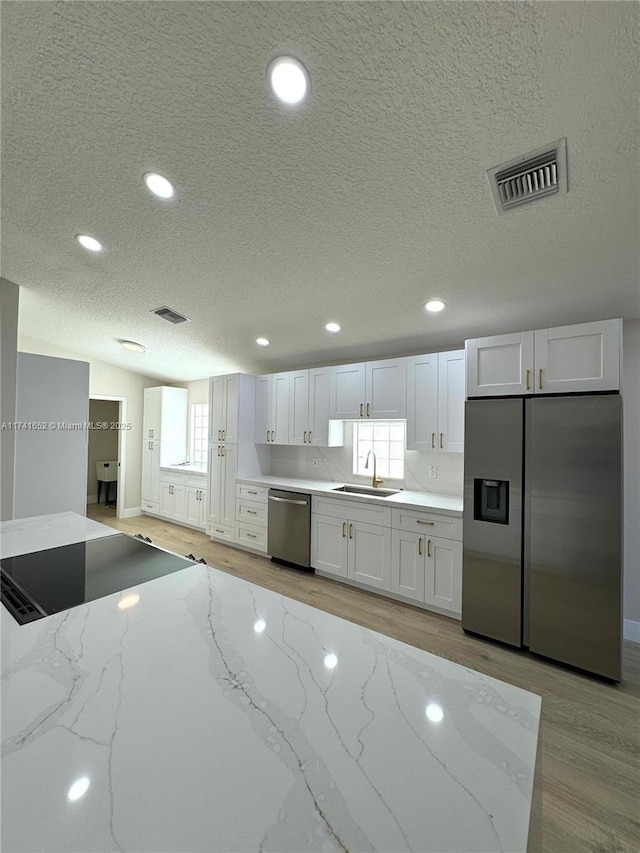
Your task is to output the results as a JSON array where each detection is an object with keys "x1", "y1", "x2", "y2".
[{"x1": 462, "y1": 394, "x2": 622, "y2": 681}]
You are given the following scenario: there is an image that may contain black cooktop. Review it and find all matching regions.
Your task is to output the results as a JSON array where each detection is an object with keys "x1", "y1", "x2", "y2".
[{"x1": 1, "y1": 534, "x2": 194, "y2": 625}]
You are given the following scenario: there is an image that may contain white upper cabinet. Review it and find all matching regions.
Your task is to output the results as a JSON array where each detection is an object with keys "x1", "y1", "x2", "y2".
[
  {"x1": 143, "y1": 386, "x2": 188, "y2": 466},
  {"x1": 465, "y1": 332, "x2": 534, "y2": 397},
  {"x1": 406, "y1": 350, "x2": 464, "y2": 453},
  {"x1": 288, "y1": 370, "x2": 310, "y2": 445},
  {"x1": 466, "y1": 320, "x2": 621, "y2": 397},
  {"x1": 329, "y1": 358, "x2": 406, "y2": 420},
  {"x1": 534, "y1": 319, "x2": 621, "y2": 394},
  {"x1": 254, "y1": 373, "x2": 290, "y2": 444},
  {"x1": 288, "y1": 367, "x2": 345, "y2": 447},
  {"x1": 143, "y1": 387, "x2": 162, "y2": 439},
  {"x1": 209, "y1": 374, "x2": 239, "y2": 443}
]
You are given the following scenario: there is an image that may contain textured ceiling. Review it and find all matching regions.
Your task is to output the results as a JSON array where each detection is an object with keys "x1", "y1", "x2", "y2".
[{"x1": 1, "y1": 0, "x2": 639, "y2": 381}]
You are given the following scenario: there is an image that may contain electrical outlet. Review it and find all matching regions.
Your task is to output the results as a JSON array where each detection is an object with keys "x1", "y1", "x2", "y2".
[
  {"x1": 429, "y1": 465, "x2": 437, "y2": 478},
  {"x1": 312, "y1": 458, "x2": 319, "y2": 469}
]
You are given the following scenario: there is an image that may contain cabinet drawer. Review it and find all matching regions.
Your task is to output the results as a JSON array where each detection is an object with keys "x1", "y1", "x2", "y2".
[
  {"x1": 142, "y1": 500, "x2": 159, "y2": 513},
  {"x1": 208, "y1": 522, "x2": 234, "y2": 542},
  {"x1": 235, "y1": 521, "x2": 267, "y2": 551},
  {"x1": 236, "y1": 483, "x2": 269, "y2": 503},
  {"x1": 187, "y1": 474, "x2": 207, "y2": 489},
  {"x1": 160, "y1": 470, "x2": 186, "y2": 485},
  {"x1": 312, "y1": 495, "x2": 392, "y2": 527},
  {"x1": 391, "y1": 508, "x2": 462, "y2": 541},
  {"x1": 236, "y1": 499, "x2": 267, "y2": 526}
]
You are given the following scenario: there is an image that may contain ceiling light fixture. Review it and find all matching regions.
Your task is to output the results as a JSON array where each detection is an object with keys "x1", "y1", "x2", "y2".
[
  {"x1": 119, "y1": 340, "x2": 146, "y2": 353},
  {"x1": 76, "y1": 234, "x2": 103, "y2": 253},
  {"x1": 143, "y1": 172, "x2": 175, "y2": 199},
  {"x1": 267, "y1": 56, "x2": 309, "y2": 105},
  {"x1": 325, "y1": 322, "x2": 342, "y2": 334},
  {"x1": 256, "y1": 337, "x2": 270, "y2": 347},
  {"x1": 425, "y1": 299, "x2": 447, "y2": 313}
]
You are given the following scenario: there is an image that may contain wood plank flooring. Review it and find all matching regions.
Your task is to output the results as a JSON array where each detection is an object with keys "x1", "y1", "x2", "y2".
[{"x1": 88, "y1": 505, "x2": 640, "y2": 853}]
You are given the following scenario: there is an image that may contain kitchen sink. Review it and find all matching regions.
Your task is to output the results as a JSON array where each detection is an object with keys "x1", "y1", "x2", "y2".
[{"x1": 332, "y1": 484, "x2": 401, "y2": 498}]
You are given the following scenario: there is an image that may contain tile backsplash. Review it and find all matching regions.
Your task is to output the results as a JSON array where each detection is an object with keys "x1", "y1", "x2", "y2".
[{"x1": 267, "y1": 422, "x2": 463, "y2": 496}]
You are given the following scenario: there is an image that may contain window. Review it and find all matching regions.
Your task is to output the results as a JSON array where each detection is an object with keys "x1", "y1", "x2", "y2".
[
  {"x1": 191, "y1": 404, "x2": 209, "y2": 467},
  {"x1": 353, "y1": 421, "x2": 405, "y2": 480}
]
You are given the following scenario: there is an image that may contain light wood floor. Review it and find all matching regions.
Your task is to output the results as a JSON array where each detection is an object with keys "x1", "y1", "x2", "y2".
[{"x1": 88, "y1": 505, "x2": 640, "y2": 853}]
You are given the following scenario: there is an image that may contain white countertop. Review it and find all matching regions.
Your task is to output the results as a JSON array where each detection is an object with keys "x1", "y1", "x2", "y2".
[
  {"x1": 237, "y1": 475, "x2": 464, "y2": 516},
  {"x1": 2, "y1": 512, "x2": 539, "y2": 852},
  {"x1": 160, "y1": 464, "x2": 208, "y2": 475}
]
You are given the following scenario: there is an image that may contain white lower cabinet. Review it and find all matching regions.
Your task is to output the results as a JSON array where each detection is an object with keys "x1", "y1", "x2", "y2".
[
  {"x1": 390, "y1": 530, "x2": 462, "y2": 614},
  {"x1": 160, "y1": 478, "x2": 187, "y2": 523},
  {"x1": 157, "y1": 471, "x2": 207, "y2": 530},
  {"x1": 391, "y1": 529, "x2": 425, "y2": 601},
  {"x1": 312, "y1": 514, "x2": 349, "y2": 577},
  {"x1": 349, "y1": 520, "x2": 392, "y2": 590}
]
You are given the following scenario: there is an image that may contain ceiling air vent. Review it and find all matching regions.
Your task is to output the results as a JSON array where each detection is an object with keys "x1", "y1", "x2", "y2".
[
  {"x1": 152, "y1": 306, "x2": 191, "y2": 325},
  {"x1": 487, "y1": 138, "x2": 567, "y2": 215}
]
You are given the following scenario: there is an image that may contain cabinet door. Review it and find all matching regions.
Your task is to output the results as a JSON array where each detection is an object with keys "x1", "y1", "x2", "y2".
[
  {"x1": 391, "y1": 529, "x2": 425, "y2": 602},
  {"x1": 534, "y1": 319, "x2": 621, "y2": 394},
  {"x1": 465, "y1": 332, "x2": 534, "y2": 397},
  {"x1": 222, "y1": 374, "x2": 239, "y2": 442},
  {"x1": 143, "y1": 387, "x2": 162, "y2": 439},
  {"x1": 208, "y1": 445, "x2": 222, "y2": 524},
  {"x1": 209, "y1": 376, "x2": 225, "y2": 442},
  {"x1": 186, "y1": 486, "x2": 201, "y2": 526},
  {"x1": 348, "y1": 520, "x2": 392, "y2": 591},
  {"x1": 329, "y1": 363, "x2": 366, "y2": 419},
  {"x1": 424, "y1": 536, "x2": 462, "y2": 614},
  {"x1": 271, "y1": 372, "x2": 290, "y2": 444},
  {"x1": 311, "y1": 514, "x2": 348, "y2": 577},
  {"x1": 308, "y1": 367, "x2": 343, "y2": 447},
  {"x1": 406, "y1": 353, "x2": 438, "y2": 452},
  {"x1": 172, "y1": 483, "x2": 187, "y2": 524},
  {"x1": 288, "y1": 369, "x2": 310, "y2": 445},
  {"x1": 437, "y1": 350, "x2": 465, "y2": 453},
  {"x1": 366, "y1": 358, "x2": 406, "y2": 419},
  {"x1": 220, "y1": 443, "x2": 237, "y2": 528},
  {"x1": 254, "y1": 375, "x2": 272, "y2": 444},
  {"x1": 159, "y1": 480, "x2": 174, "y2": 517},
  {"x1": 142, "y1": 441, "x2": 161, "y2": 503}
]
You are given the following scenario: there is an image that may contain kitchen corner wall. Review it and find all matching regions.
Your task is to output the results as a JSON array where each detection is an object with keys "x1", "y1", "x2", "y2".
[{"x1": 268, "y1": 422, "x2": 464, "y2": 496}]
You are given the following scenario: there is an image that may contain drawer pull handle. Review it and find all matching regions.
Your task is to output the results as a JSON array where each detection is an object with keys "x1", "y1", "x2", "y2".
[
  {"x1": 247, "y1": 510, "x2": 257, "y2": 515},
  {"x1": 246, "y1": 533, "x2": 256, "y2": 539},
  {"x1": 416, "y1": 520, "x2": 434, "y2": 526},
  {"x1": 427, "y1": 539, "x2": 432, "y2": 558},
  {"x1": 248, "y1": 490, "x2": 258, "y2": 495},
  {"x1": 418, "y1": 538, "x2": 422, "y2": 556},
  {"x1": 215, "y1": 529, "x2": 225, "y2": 534}
]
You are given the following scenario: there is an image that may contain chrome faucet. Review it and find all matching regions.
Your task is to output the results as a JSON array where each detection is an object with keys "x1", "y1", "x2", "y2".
[{"x1": 364, "y1": 450, "x2": 384, "y2": 488}]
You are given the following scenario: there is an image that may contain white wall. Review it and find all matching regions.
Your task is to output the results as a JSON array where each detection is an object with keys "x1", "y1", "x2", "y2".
[
  {"x1": 268, "y1": 421, "x2": 463, "y2": 496},
  {"x1": 623, "y1": 319, "x2": 640, "y2": 630},
  {"x1": 19, "y1": 335, "x2": 166, "y2": 514},
  {"x1": 0, "y1": 278, "x2": 19, "y2": 520}
]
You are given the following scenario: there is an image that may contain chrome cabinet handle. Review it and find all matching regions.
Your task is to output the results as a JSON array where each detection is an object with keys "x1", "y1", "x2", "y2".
[
  {"x1": 215, "y1": 528, "x2": 225, "y2": 534},
  {"x1": 246, "y1": 533, "x2": 256, "y2": 539},
  {"x1": 222, "y1": 430, "x2": 225, "y2": 440},
  {"x1": 349, "y1": 523, "x2": 353, "y2": 539},
  {"x1": 538, "y1": 369, "x2": 543, "y2": 390},
  {"x1": 418, "y1": 538, "x2": 422, "y2": 555},
  {"x1": 366, "y1": 403, "x2": 370, "y2": 418},
  {"x1": 248, "y1": 490, "x2": 258, "y2": 495},
  {"x1": 360, "y1": 403, "x2": 363, "y2": 417},
  {"x1": 342, "y1": 522, "x2": 346, "y2": 538},
  {"x1": 308, "y1": 430, "x2": 312, "y2": 443},
  {"x1": 268, "y1": 496, "x2": 308, "y2": 506},
  {"x1": 217, "y1": 446, "x2": 221, "y2": 456},
  {"x1": 221, "y1": 446, "x2": 225, "y2": 456},
  {"x1": 427, "y1": 539, "x2": 432, "y2": 558},
  {"x1": 266, "y1": 431, "x2": 270, "y2": 442},
  {"x1": 247, "y1": 509, "x2": 257, "y2": 515},
  {"x1": 270, "y1": 430, "x2": 275, "y2": 442},
  {"x1": 526, "y1": 369, "x2": 531, "y2": 391},
  {"x1": 416, "y1": 520, "x2": 434, "y2": 526},
  {"x1": 218, "y1": 430, "x2": 221, "y2": 440},
  {"x1": 439, "y1": 433, "x2": 443, "y2": 449},
  {"x1": 303, "y1": 431, "x2": 307, "y2": 443},
  {"x1": 431, "y1": 433, "x2": 435, "y2": 449}
]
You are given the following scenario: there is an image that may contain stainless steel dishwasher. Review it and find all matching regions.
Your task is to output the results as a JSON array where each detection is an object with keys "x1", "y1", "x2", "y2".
[{"x1": 267, "y1": 489, "x2": 312, "y2": 570}]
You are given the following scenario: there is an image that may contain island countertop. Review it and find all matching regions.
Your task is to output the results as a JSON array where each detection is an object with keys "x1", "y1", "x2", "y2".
[{"x1": 1, "y1": 513, "x2": 540, "y2": 852}]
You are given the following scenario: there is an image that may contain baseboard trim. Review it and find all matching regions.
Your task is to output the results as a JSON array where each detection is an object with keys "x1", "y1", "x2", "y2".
[
  {"x1": 87, "y1": 495, "x2": 98, "y2": 505},
  {"x1": 623, "y1": 619, "x2": 640, "y2": 643},
  {"x1": 123, "y1": 507, "x2": 142, "y2": 519}
]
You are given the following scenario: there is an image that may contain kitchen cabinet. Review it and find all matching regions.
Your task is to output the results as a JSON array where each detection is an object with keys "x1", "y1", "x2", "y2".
[
  {"x1": 311, "y1": 496, "x2": 392, "y2": 591},
  {"x1": 234, "y1": 483, "x2": 268, "y2": 552},
  {"x1": 288, "y1": 367, "x2": 344, "y2": 447},
  {"x1": 157, "y1": 471, "x2": 207, "y2": 530},
  {"x1": 186, "y1": 483, "x2": 207, "y2": 528},
  {"x1": 254, "y1": 372, "x2": 290, "y2": 444},
  {"x1": 209, "y1": 374, "x2": 239, "y2": 443},
  {"x1": 208, "y1": 442, "x2": 237, "y2": 535},
  {"x1": 466, "y1": 319, "x2": 621, "y2": 397},
  {"x1": 159, "y1": 476, "x2": 187, "y2": 524},
  {"x1": 406, "y1": 350, "x2": 464, "y2": 452},
  {"x1": 329, "y1": 358, "x2": 406, "y2": 420},
  {"x1": 142, "y1": 386, "x2": 188, "y2": 456},
  {"x1": 141, "y1": 440, "x2": 161, "y2": 510}
]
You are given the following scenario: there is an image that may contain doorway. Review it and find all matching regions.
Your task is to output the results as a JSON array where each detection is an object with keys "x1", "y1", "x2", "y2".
[{"x1": 86, "y1": 396, "x2": 127, "y2": 519}]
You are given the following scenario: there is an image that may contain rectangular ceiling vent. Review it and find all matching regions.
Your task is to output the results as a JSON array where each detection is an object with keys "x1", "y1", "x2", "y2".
[
  {"x1": 152, "y1": 306, "x2": 191, "y2": 325},
  {"x1": 487, "y1": 138, "x2": 567, "y2": 215}
]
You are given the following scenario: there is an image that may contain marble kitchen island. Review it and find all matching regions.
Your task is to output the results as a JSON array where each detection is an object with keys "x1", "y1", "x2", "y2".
[{"x1": 1, "y1": 513, "x2": 541, "y2": 852}]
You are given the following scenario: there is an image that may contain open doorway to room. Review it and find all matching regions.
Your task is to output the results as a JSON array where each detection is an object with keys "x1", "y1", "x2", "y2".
[{"x1": 86, "y1": 396, "x2": 127, "y2": 520}]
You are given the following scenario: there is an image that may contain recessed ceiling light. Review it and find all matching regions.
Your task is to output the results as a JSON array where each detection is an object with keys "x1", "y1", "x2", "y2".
[
  {"x1": 76, "y1": 234, "x2": 103, "y2": 253},
  {"x1": 143, "y1": 172, "x2": 175, "y2": 199},
  {"x1": 325, "y1": 322, "x2": 342, "y2": 334},
  {"x1": 268, "y1": 56, "x2": 309, "y2": 105},
  {"x1": 120, "y1": 340, "x2": 146, "y2": 353},
  {"x1": 256, "y1": 337, "x2": 270, "y2": 347},
  {"x1": 425, "y1": 299, "x2": 447, "y2": 313}
]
